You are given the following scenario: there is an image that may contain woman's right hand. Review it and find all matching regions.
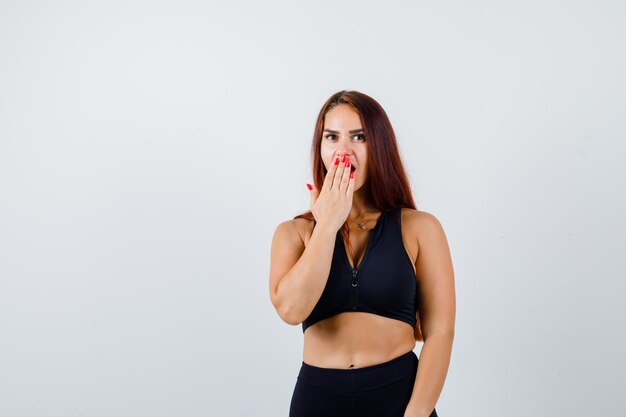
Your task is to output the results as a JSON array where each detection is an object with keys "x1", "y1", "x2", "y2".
[{"x1": 307, "y1": 155, "x2": 356, "y2": 233}]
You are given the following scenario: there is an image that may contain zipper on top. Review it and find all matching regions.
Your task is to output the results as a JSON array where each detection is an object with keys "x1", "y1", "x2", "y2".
[
  {"x1": 351, "y1": 269, "x2": 358, "y2": 310},
  {"x1": 341, "y1": 211, "x2": 384, "y2": 311},
  {"x1": 347, "y1": 225, "x2": 375, "y2": 311}
]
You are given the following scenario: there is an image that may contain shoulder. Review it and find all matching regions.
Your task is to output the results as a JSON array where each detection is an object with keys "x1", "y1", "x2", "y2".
[
  {"x1": 272, "y1": 217, "x2": 314, "y2": 247},
  {"x1": 399, "y1": 208, "x2": 447, "y2": 240},
  {"x1": 400, "y1": 209, "x2": 453, "y2": 287}
]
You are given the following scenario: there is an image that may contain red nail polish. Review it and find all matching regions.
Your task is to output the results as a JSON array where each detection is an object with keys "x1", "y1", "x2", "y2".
[
  {"x1": 350, "y1": 171, "x2": 354, "y2": 179},
  {"x1": 306, "y1": 183, "x2": 313, "y2": 190},
  {"x1": 341, "y1": 155, "x2": 346, "y2": 162},
  {"x1": 334, "y1": 157, "x2": 339, "y2": 165}
]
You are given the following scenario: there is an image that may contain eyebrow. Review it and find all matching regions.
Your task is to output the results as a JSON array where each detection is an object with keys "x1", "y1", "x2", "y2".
[{"x1": 323, "y1": 128, "x2": 364, "y2": 134}]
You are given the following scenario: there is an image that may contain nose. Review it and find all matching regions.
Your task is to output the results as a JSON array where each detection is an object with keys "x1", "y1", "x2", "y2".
[{"x1": 337, "y1": 143, "x2": 352, "y2": 158}]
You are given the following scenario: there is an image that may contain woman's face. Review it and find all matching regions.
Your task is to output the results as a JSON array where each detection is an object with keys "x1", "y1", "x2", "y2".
[{"x1": 320, "y1": 104, "x2": 368, "y2": 188}]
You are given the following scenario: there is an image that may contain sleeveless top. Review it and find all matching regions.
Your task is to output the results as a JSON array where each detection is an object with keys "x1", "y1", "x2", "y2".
[{"x1": 301, "y1": 207, "x2": 418, "y2": 333}]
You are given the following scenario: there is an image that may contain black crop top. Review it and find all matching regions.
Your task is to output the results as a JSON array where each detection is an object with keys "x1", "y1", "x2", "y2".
[{"x1": 302, "y1": 207, "x2": 418, "y2": 333}]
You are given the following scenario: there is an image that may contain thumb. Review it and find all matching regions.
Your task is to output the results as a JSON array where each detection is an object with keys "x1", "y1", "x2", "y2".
[{"x1": 306, "y1": 183, "x2": 319, "y2": 201}]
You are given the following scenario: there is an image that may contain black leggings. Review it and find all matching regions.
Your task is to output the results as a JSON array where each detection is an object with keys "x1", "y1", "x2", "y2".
[{"x1": 289, "y1": 350, "x2": 438, "y2": 417}]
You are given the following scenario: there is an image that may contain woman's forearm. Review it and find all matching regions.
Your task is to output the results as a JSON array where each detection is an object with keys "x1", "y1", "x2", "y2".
[{"x1": 404, "y1": 332, "x2": 454, "y2": 417}]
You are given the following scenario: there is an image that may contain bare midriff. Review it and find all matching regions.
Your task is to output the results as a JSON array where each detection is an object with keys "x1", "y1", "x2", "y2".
[{"x1": 302, "y1": 312, "x2": 416, "y2": 369}]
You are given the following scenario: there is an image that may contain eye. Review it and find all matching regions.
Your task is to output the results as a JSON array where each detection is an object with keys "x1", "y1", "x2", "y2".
[{"x1": 324, "y1": 133, "x2": 365, "y2": 142}]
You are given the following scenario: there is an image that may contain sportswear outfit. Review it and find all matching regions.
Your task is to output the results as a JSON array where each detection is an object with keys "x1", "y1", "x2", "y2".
[{"x1": 289, "y1": 208, "x2": 438, "y2": 417}]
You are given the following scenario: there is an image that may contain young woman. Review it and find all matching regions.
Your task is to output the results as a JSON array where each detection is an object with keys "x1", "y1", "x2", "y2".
[{"x1": 269, "y1": 90, "x2": 455, "y2": 417}]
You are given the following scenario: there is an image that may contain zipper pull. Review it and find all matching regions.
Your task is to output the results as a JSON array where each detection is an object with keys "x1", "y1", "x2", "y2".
[{"x1": 351, "y1": 270, "x2": 358, "y2": 310}]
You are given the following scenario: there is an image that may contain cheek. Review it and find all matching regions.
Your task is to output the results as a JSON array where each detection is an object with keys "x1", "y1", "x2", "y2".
[{"x1": 320, "y1": 149, "x2": 334, "y2": 166}]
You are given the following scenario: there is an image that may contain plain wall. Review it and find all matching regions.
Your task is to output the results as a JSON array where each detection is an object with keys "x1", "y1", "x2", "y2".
[{"x1": 1, "y1": 1, "x2": 624, "y2": 416}]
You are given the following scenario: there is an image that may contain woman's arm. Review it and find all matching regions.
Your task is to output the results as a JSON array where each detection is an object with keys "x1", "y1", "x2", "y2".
[
  {"x1": 404, "y1": 211, "x2": 456, "y2": 417},
  {"x1": 269, "y1": 219, "x2": 337, "y2": 325}
]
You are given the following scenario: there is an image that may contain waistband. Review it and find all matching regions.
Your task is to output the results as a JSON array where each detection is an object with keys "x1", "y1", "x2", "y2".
[{"x1": 297, "y1": 350, "x2": 418, "y2": 392}]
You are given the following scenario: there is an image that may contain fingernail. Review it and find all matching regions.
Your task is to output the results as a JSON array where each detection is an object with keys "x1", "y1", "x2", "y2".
[
  {"x1": 350, "y1": 171, "x2": 354, "y2": 179},
  {"x1": 306, "y1": 183, "x2": 313, "y2": 190},
  {"x1": 341, "y1": 155, "x2": 346, "y2": 162},
  {"x1": 334, "y1": 157, "x2": 339, "y2": 165}
]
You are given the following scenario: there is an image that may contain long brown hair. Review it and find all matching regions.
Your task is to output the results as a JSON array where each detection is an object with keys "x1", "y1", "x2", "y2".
[{"x1": 293, "y1": 90, "x2": 426, "y2": 341}]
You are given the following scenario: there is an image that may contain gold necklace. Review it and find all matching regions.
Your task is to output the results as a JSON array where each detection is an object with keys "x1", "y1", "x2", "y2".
[
  {"x1": 356, "y1": 219, "x2": 371, "y2": 230},
  {"x1": 351, "y1": 213, "x2": 378, "y2": 230}
]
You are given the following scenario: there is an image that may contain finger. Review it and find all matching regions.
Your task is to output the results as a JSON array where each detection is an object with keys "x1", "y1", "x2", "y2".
[
  {"x1": 339, "y1": 159, "x2": 352, "y2": 192},
  {"x1": 346, "y1": 168, "x2": 355, "y2": 196},
  {"x1": 321, "y1": 156, "x2": 340, "y2": 193},
  {"x1": 306, "y1": 182, "x2": 315, "y2": 201},
  {"x1": 332, "y1": 156, "x2": 348, "y2": 190},
  {"x1": 307, "y1": 182, "x2": 318, "y2": 204}
]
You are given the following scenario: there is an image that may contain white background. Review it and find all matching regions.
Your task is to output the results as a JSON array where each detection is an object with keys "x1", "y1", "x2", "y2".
[{"x1": 1, "y1": 1, "x2": 624, "y2": 416}]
